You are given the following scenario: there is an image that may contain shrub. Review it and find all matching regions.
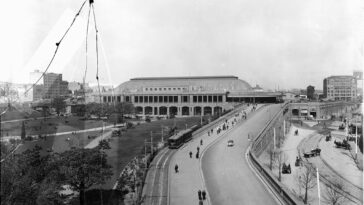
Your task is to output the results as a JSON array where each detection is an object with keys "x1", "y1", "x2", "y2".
[{"x1": 126, "y1": 122, "x2": 134, "y2": 129}]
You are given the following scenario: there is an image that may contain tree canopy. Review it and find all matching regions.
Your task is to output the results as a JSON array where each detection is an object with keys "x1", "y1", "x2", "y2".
[{"x1": 1, "y1": 146, "x2": 113, "y2": 205}]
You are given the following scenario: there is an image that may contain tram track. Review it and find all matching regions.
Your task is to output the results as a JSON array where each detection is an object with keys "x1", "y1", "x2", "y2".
[{"x1": 143, "y1": 148, "x2": 176, "y2": 205}]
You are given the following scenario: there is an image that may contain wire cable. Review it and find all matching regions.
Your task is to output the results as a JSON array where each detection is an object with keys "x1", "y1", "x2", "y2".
[
  {"x1": 83, "y1": 5, "x2": 92, "y2": 92},
  {"x1": 24, "y1": 0, "x2": 88, "y2": 95}
]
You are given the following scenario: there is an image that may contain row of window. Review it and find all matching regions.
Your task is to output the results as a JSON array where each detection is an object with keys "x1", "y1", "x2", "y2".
[
  {"x1": 102, "y1": 95, "x2": 224, "y2": 103},
  {"x1": 145, "y1": 87, "x2": 188, "y2": 92},
  {"x1": 134, "y1": 95, "x2": 223, "y2": 103}
]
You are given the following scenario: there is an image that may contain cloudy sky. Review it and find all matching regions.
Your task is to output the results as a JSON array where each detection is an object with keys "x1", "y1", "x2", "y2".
[{"x1": 0, "y1": 0, "x2": 363, "y2": 90}]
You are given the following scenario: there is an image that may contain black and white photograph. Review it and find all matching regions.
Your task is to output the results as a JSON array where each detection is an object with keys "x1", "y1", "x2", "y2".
[{"x1": 0, "y1": 0, "x2": 363, "y2": 204}]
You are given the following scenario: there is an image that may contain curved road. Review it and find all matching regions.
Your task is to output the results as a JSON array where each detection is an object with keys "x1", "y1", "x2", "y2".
[{"x1": 201, "y1": 104, "x2": 282, "y2": 204}]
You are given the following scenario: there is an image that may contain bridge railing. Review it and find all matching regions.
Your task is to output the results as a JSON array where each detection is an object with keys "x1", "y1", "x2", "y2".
[{"x1": 249, "y1": 102, "x2": 304, "y2": 205}]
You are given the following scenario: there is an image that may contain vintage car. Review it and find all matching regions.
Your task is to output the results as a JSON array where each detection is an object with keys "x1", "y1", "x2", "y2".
[
  {"x1": 303, "y1": 148, "x2": 321, "y2": 158},
  {"x1": 325, "y1": 134, "x2": 332, "y2": 141},
  {"x1": 334, "y1": 139, "x2": 351, "y2": 150},
  {"x1": 282, "y1": 163, "x2": 291, "y2": 174},
  {"x1": 295, "y1": 156, "x2": 303, "y2": 167},
  {"x1": 227, "y1": 140, "x2": 234, "y2": 147}
]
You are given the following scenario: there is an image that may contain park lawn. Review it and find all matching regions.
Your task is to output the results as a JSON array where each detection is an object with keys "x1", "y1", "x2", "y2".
[
  {"x1": 102, "y1": 116, "x2": 207, "y2": 189},
  {"x1": 15, "y1": 129, "x2": 110, "y2": 155},
  {"x1": 1, "y1": 116, "x2": 112, "y2": 136}
]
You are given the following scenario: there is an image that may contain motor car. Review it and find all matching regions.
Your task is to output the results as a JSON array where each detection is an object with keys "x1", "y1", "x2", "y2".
[{"x1": 227, "y1": 140, "x2": 234, "y2": 147}]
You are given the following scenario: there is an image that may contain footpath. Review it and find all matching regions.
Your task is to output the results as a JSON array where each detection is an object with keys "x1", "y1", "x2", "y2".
[{"x1": 168, "y1": 105, "x2": 260, "y2": 205}]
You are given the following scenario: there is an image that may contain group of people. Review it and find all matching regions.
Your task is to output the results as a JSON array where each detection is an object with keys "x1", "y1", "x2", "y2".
[
  {"x1": 174, "y1": 106, "x2": 254, "y2": 203},
  {"x1": 198, "y1": 190, "x2": 207, "y2": 204}
]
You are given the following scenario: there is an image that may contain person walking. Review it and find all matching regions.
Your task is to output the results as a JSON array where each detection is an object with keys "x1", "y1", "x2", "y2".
[
  {"x1": 189, "y1": 151, "x2": 193, "y2": 158},
  {"x1": 197, "y1": 146, "x2": 200, "y2": 152},
  {"x1": 200, "y1": 139, "x2": 203, "y2": 146},
  {"x1": 175, "y1": 164, "x2": 179, "y2": 173},
  {"x1": 198, "y1": 190, "x2": 202, "y2": 200},
  {"x1": 202, "y1": 190, "x2": 206, "y2": 200},
  {"x1": 196, "y1": 152, "x2": 199, "y2": 159}
]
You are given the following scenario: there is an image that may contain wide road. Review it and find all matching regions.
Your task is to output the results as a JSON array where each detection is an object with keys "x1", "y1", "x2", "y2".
[{"x1": 201, "y1": 104, "x2": 282, "y2": 205}]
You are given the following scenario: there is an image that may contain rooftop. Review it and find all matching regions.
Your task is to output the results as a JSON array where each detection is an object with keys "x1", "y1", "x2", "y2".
[{"x1": 130, "y1": 76, "x2": 238, "y2": 81}]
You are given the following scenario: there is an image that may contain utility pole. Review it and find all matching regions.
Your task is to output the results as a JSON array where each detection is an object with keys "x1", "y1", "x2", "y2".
[
  {"x1": 161, "y1": 126, "x2": 164, "y2": 143},
  {"x1": 150, "y1": 131, "x2": 153, "y2": 156},
  {"x1": 355, "y1": 120, "x2": 358, "y2": 160},
  {"x1": 200, "y1": 113, "x2": 203, "y2": 125},
  {"x1": 144, "y1": 139, "x2": 147, "y2": 168},
  {"x1": 317, "y1": 168, "x2": 321, "y2": 205},
  {"x1": 273, "y1": 128, "x2": 276, "y2": 150}
]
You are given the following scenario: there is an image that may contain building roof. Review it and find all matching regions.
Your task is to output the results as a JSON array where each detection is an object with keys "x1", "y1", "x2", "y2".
[
  {"x1": 112, "y1": 76, "x2": 252, "y2": 95},
  {"x1": 325, "y1": 75, "x2": 355, "y2": 79},
  {"x1": 130, "y1": 76, "x2": 238, "y2": 81}
]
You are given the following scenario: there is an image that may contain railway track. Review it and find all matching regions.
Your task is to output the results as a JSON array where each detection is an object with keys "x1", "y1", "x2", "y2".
[{"x1": 143, "y1": 148, "x2": 175, "y2": 205}]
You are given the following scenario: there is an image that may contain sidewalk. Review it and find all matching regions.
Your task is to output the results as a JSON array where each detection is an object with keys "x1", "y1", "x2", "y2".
[{"x1": 168, "y1": 105, "x2": 258, "y2": 205}]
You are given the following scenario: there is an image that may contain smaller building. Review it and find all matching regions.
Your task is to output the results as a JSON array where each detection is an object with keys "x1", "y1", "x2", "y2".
[
  {"x1": 307, "y1": 85, "x2": 315, "y2": 100},
  {"x1": 282, "y1": 92, "x2": 298, "y2": 102},
  {"x1": 33, "y1": 84, "x2": 44, "y2": 101}
]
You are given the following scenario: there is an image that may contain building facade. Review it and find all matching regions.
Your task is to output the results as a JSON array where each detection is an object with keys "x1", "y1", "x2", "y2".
[
  {"x1": 323, "y1": 76, "x2": 357, "y2": 101},
  {"x1": 43, "y1": 73, "x2": 69, "y2": 99},
  {"x1": 101, "y1": 76, "x2": 281, "y2": 117}
]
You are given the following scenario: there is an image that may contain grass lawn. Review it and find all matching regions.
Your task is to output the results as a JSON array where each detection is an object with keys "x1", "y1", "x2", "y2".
[
  {"x1": 101, "y1": 116, "x2": 207, "y2": 189},
  {"x1": 15, "y1": 129, "x2": 110, "y2": 156},
  {"x1": 1, "y1": 116, "x2": 112, "y2": 137}
]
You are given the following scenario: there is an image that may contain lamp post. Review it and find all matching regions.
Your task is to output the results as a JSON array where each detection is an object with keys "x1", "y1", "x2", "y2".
[{"x1": 317, "y1": 167, "x2": 321, "y2": 205}]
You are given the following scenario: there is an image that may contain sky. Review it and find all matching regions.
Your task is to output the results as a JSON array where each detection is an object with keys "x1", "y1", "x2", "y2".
[{"x1": 0, "y1": 0, "x2": 363, "y2": 90}]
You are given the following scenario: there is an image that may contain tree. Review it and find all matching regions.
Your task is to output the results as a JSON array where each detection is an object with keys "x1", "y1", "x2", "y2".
[
  {"x1": 21, "y1": 121, "x2": 26, "y2": 140},
  {"x1": 51, "y1": 97, "x2": 66, "y2": 115},
  {"x1": 98, "y1": 139, "x2": 111, "y2": 150},
  {"x1": 56, "y1": 148, "x2": 113, "y2": 205},
  {"x1": 115, "y1": 102, "x2": 135, "y2": 115},
  {"x1": 296, "y1": 163, "x2": 316, "y2": 204},
  {"x1": 323, "y1": 180, "x2": 347, "y2": 205},
  {"x1": 0, "y1": 145, "x2": 62, "y2": 205}
]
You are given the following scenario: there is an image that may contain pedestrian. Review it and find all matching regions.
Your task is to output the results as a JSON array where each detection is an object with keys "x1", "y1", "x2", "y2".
[
  {"x1": 175, "y1": 164, "x2": 179, "y2": 173},
  {"x1": 198, "y1": 190, "x2": 202, "y2": 200},
  {"x1": 197, "y1": 146, "x2": 200, "y2": 152},
  {"x1": 189, "y1": 151, "x2": 193, "y2": 158},
  {"x1": 200, "y1": 139, "x2": 203, "y2": 146},
  {"x1": 196, "y1": 152, "x2": 199, "y2": 159},
  {"x1": 202, "y1": 190, "x2": 206, "y2": 200},
  {"x1": 211, "y1": 128, "x2": 213, "y2": 134},
  {"x1": 208, "y1": 131, "x2": 210, "y2": 136}
]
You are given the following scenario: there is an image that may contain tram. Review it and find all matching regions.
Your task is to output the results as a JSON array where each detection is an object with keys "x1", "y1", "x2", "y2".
[{"x1": 168, "y1": 125, "x2": 200, "y2": 149}]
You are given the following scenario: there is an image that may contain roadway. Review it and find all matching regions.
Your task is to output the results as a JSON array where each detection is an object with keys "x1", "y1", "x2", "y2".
[
  {"x1": 168, "y1": 104, "x2": 256, "y2": 205},
  {"x1": 201, "y1": 104, "x2": 282, "y2": 205}
]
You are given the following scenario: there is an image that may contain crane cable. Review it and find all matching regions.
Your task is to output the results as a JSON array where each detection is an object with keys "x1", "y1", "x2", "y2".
[{"x1": 24, "y1": 0, "x2": 88, "y2": 95}]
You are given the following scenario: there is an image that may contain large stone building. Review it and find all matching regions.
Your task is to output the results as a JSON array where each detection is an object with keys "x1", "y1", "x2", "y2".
[
  {"x1": 101, "y1": 76, "x2": 281, "y2": 117},
  {"x1": 323, "y1": 76, "x2": 357, "y2": 101}
]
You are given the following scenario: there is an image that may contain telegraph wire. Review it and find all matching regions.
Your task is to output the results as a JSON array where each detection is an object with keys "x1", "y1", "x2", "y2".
[{"x1": 24, "y1": 0, "x2": 88, "y2": 95}]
